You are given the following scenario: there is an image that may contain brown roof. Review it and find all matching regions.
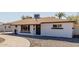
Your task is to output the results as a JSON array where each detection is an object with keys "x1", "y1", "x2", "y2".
[{"x1": 10, "y1": 17, "x2": 75, "y2": 25}]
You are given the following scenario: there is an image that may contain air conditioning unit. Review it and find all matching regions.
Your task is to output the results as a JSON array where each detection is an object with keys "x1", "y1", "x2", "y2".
[{"x1": 34, "y1": 14, "x2": 40, "y2": 19}]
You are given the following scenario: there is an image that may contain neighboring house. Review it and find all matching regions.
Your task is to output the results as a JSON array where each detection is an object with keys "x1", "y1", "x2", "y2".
[
  {"x1": 0, "y1": 22, "x2": 4, "y2": 32},
  {"x1": 0, "y1": 23, "x2": 12, "y2": 32},
  {"x1": 3, "y1": 24, "x2": 12, "y2": 32},
  {"x1": 10, "y1": 17, "x2": 75, "y2": 38}
]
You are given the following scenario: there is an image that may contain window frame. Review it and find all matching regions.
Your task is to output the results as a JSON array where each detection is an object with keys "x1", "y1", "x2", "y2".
[
  {"x1": 52, "y1": 24, "x2": 63, "y2": 29},
  {"x1": 21, "y1": 25, "x2": 30, "y2": 33}
]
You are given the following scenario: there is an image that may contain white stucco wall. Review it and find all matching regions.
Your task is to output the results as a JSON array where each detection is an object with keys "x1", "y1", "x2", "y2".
[
  {"x1": 13, "y1": 23, "x2": 74, "y2": 38},
  {"x1": 11, "y1": 26, "x2": 16, "y2": 32},
  {"x1": 41, "y1": 23, "x2": 73, "y2": 38}
]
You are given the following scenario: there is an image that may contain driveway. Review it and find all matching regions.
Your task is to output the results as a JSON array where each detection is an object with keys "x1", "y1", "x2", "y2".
[{"x1": 0, "y1": 34, "x2": 30, "y2": 47}]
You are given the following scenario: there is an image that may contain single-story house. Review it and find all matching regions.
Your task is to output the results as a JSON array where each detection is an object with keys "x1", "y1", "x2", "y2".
[
  {"x1": 0, "y1": 22, "x2": 12, "y2": 32},
  {"x1": 0, "y1": 23, "x2": 13, "y2": 32},
  {"x1": 0, "y1": 22, "x2": 4, "y2": 32},
  {"x1": 9, "y1": 17, "x2": 75, "y2": 38}
]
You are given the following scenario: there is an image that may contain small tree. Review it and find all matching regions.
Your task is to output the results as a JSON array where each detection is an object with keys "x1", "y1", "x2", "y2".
[
  {"x1": 26, "y1": 16, "x2": 32, "y2": 19},
  {"x1": 67, "y1": 16, "x2": 79, "y2": 24},
  {"x1": 21, "y1": 15, "x2": 32, "y2": 20},
  {"x1": 21, "y1": 15, "x2": 26, "y2": 20},
  {"x1": 55, "y1": 12, "x2": 65, "y2": 19}
]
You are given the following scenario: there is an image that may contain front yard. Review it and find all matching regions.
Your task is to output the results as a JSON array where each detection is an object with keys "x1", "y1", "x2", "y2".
[
  {"x1": 28, "y1": 38, "x2": 79, "y2": 47},
  {"x1": 1, "y1": 32, "x2": 79, "y2": 47},
  {"x1": 18, "y1": 35, "x2": 79, "y2": 47}
]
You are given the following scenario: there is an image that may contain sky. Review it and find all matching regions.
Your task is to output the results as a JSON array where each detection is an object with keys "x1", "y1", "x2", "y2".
[{"x1": 0, "y1": 12, "x2": 78, "y2": 23}]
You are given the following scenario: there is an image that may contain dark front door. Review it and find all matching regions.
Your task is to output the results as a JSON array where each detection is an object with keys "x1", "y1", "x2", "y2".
[{"x1": 36, "y1": 25, "x2": 41, "y2": 35}]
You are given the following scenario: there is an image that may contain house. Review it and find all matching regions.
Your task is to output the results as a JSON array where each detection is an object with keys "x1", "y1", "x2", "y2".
[
  {"x1": 3, "y1": 24, "x2": 12, "y2": 32},
  {"x1": 0, "y1": 22, "x2": 12, "y2": 32},
  {"x1": 0, "y1": 22, "x2": 4, "y2": 32},
  {"x1": 9, "y1": 16, "x2": 75, "y2": 38},
  {"x1": 0, "y1": 23, "x2": 12, "y2": 32}
]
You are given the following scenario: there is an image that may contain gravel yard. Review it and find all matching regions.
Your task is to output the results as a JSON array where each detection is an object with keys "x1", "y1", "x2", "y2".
[
  {"x1": 27, "y1": 38, "x2": 79, "y2": 47},
  {"x1": 18, "y1": 35, "x2": 79, "y2": 47}
]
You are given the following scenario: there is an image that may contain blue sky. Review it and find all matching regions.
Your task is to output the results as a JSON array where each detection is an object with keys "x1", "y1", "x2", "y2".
[{"x1": 0, "y1": 12, "x2": 78, "y2": 23}]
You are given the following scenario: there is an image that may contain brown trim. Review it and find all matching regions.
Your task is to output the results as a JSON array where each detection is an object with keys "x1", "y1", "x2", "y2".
[
  {"x1": 11, "y1": 24, "x2": 40, "y2": 26},
  {"x1": 41, "y1": 21, "x2": 75, "y2": 24},
  {"x1": 51, "y1": 28, "x2": 63, "y2": 29}
]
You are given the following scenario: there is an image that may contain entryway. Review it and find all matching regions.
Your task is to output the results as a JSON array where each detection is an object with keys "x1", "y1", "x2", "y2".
[{"x1": 36, "y1": 25, "x2": 41, "y2": 35}]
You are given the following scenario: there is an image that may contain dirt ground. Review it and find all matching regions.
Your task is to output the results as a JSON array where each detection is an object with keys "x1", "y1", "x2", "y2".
[
  {"x1": 1, "y1": 32, "x2": 79, "y2": 47},
  {"x1": 7, "y1": 34, "x2": 79, "y2": 47},
  {"x1": 23, "y1": 37, "x2": 79, "y2": 47},
  {"x1": 0, "y1": 35, "x2": 30, "y2": 47}
]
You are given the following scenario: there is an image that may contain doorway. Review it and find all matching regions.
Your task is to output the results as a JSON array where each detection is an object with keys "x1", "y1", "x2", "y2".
[{"x1": 36, "y1": 25, "x2": 41, "y2": 35}]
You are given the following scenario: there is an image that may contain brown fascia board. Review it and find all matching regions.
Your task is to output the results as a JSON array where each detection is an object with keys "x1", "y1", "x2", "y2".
[
  {"x1": 11, "y1": 21, "x2": 76, "y2": 26},
  {"x1": 41, "y1": 21, "x2": 76, "y2": 24}
]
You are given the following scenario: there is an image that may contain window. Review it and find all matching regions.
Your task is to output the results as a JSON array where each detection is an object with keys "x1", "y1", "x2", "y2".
[
  {"x1": 15, "y1": 25, "x2": 17, "y2": 28},
  {"x1": 8, "y1": 26, "x2": 11, "y2": 28},
  {"x1": 52, "y1": 24, "x2": 63, "y2": 29},
  {"x1": 33, "y1": 25, "x2": 35, "y2": 30},
  {"x1": 21, "y1": 25, "x2": 30, "y2": 33},
  {"x1": 58, "y1": 24, "x2": 62, "y2": 28},
  {"x1": 53, "y1": 25, "x2": 57, "y2": 28}
]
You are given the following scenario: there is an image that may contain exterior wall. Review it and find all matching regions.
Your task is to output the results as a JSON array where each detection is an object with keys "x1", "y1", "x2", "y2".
[
  {"x1": 41, "y1": 23, "x2": 73, "y2": 38},
  {"x1": 11, "y1": 26, "x2": 16, "y2": 32},
  {"x1": 0, "y1": 24, "x2": 13, "y2": 32},
  {"x1": 4, "y1": 25, "x2": 12, "y2": 32},
  {"x1": 0, "y1": 25, "x2": 4, "y2": 32},
  {"x1": 14, "y1": 23, "x2": 74, "y2": 38}
]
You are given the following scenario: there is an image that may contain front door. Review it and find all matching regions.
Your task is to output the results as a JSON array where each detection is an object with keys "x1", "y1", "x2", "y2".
[{"x1": 36, "y1": 25, "x2": 41, "y2": 35}]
